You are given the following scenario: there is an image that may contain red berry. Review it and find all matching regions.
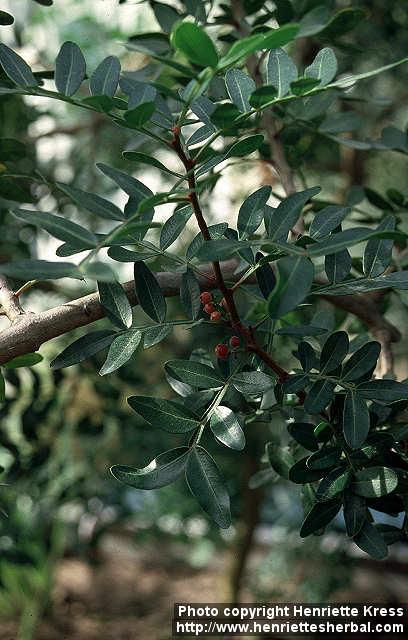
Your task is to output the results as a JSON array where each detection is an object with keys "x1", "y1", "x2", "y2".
[
  {"x1": 204, "y1": 303, "x2": 216, "y2": 314},
  {"x1": 210, "y1": 311, "x2": 222, "y2": 322},
  {"x1": 215, "y1": 344, "x2": 229, "y2": 359},
  {"x1": 200, "y1": 291, "x2": 213, "y2": 305},
  {"x1": 230, "y1": 336, "x2": 240, "y2": 348}
]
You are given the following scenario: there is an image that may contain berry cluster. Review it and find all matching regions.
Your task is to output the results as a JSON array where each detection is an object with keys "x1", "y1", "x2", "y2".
[
  {"x1": 200, "y1": 291, "x2": 222, "y2": 322},
  {"x1": 214, "y1": 336, "x2": 240, "y2": 359},
  {"x1": 199, "y1": 292, "x2": 240, "y2": 360}
]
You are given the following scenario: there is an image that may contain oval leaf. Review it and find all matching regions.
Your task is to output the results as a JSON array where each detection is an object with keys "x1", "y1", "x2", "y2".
[{"x1": 186, "y1": 446, "x2": 231, "y2": 528}]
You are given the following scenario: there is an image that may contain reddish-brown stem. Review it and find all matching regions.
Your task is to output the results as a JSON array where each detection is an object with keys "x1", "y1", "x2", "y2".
[{"x1": 171, "y1": 129, "x2": 291, "y2": 385}]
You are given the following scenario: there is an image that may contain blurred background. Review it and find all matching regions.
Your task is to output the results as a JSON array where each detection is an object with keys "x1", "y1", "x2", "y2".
[{"x1": 0, "y1": 1, "x2": 407, "y2": 639}]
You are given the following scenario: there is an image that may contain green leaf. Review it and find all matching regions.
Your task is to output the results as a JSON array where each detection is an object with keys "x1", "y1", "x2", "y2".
[
  {"x1": 210, "y1": 406, "x2": 245, "y2": 451},
  {"x1": 186, "y1": 223, "x2": 228, "y2": 260},
  {"x1": 353, "y1": 521, "x2": 388, "y2": 560},
  {"x1": 343, "y1": 391, "x2": 370, "y2": 449},
  {"x1": 265, "y1": 186, "x2": 320, "y2": 241},
  {"x1": 90, "y1": 55, "x2": 121, "y2": 97},
  {"x1": 55, "y1": 41, "x2": 86, "y2": 96},
  {"x1": 225, "y1": 68, "x2": 255, "y2": 112},
  {"x1": 124, "y1": 102, "x2": 156, "y2": 127},
  {"x1": 341, "y1": 341, "x2": 381, "y2": 382},
  {"x1": 171, "y1": 21, "x2": 218, "y2": 68},
  {"x1": 304, "y1": 379, "x2": 335, "y2": 414},
  {"x1": 195, "y1": 239, "x2": 245, "y2": 262},
  {"x1": 238, "y1": 186, "x2": 271, "y2": 239},
  {"x1": 111, "y1": 447, "x2": 189, "y2": 489},
  {"x1": 165, "y1": 359, "x2": 223, "y2": 389},
  {"x1": 108, "y1": 246, "x2": 159, "y2": 263},
  {"x1": 307, "y1": 227, "x2": 404, "y2": 258},
  {"x1": 297, "y1": 341, "x2": 319, "y2": 372},
  {"x1": 98, "y1": 281, "x2": 132, "y2": 330},
  {"x1": 134, "y1": 262, "x2": 166, "y2": 323},
  {"x1": 353, "y1": 466, "x2": 398, "y2": 498},
  {"x1": 343, "y1": 491, "x2": 366, "y2": 537},
  {"x1": 80, "y1": 261, "x2": 117, "y2": 282},
  {"x1": 232, "y1": 371, "x2": 274, "y2": 395},
  {"x1": 268, "y1": 256, "x2": 314, "y2": 319},
  {"x1": 249, "y1": 85, "x2": 278, "y2": 108},
  {"x1": 97, "y1": 163, "x2": 153, "y2": 206},
  {"x1": 282, "y1": 373, "x2": 309, "y2": 393},
  {"x1": 180, "y1": 269, "x2": 201, "y2": 320},
  {"x1": 0, "y1": 44, "x2": 38, "y2": 87},
  {"x1": 50, "y1": 330, "x2": 116, "y2": 369},
  {"x1": 99, "y1": 330, "x2": 142, "y2": 375},
  {"x1": 289, "y1": 457, "x2": 324, "y2": 484},
  {"x1": 319, "y1": 8, "x2": 365, "y2": 39},
  {"x1": 320, "y1": 331, "x2": 349, "y2": 373},
  {"x1": 255, "y1": 257, "x2": 276, "y2": 300},
  {"x1": 0, "y1": 260, "x2": 80, "y2": 281},
  {"x1": 363, "y1": 215, "x2": 395, "y2": 278},
  {"x1": 128, "y1": 395, "x2": 200, "y2": 433},
  {"x1": 186, "y1": 446, "x2": 231, "y2": 528},
  {"x1": 218, "y1": 24, "x2": 299, "y2": 69},
  {"x1": 57, "y1": 183, "x2": 125, "y2": 221},
  {"x1": 160, "y1": 207, "x2": 192, "y2": 250},
  {"x1": 4, "y1": 353, "x2": 43, "y2": 369},
  {"x1": 325, "y1": 249, "x2": 352, "y2": 283},
  {"x1": 300, "y1": 499, "x2": 341, "y2": 537},
  {"x1": 13, "y1": 208, "x2": 97, "y2": 247},
  {"x1": 226, "y1": 135, "x2": 264, "y2": 158},
  {"x1": 290, "y1": 77, "x2": 320, "y2": 95},
  {"x1": 307, "y1": 446, "x2": 342, "y2": 470},
  {"x1": 287, "y1": 422, "x2": 319, "y2": 451},
  {"x1": 266, "y1": 443, "x2": 294, "y2": 479},
  {"x1": 123, "y1": 151, "x2": 183, "y2": 178},
  {"x1": 309, "y1": 205, "x2": 352, "y2": 240},
  {"x1": 266, "y1": 48, "x2": 297, "y2": 98},
  {"x1": 316, "y1": 467, "x2": 350, "y2": 501},
  {"x1": 144, "y1": 324, "x2": 172, "y2": 348},
  {"x1": 0, "y1": 138, "x2": 26, "y2": 162},
  {"x1": 305, "y1": 48, "x2": 337, "y2": 86},
  {"x1": 356, "y1": 379, "x2": 408, "y2": 403}
]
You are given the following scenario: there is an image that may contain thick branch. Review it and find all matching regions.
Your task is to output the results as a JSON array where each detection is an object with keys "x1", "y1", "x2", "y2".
[
  {"x1": 0, "y1": 261, "x2": 240, "y2": 365},
  {"x1": 0, "y1": 276, "x2": 27, "y2": 323}
]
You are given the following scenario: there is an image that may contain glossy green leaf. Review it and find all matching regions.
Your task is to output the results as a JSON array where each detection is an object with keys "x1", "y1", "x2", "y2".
[
  {"x1": 186, "y1": 446, "x2": 231, "y2": 528},
  {"x1": 300, "y1": 499, "x2": 341, "y2": 537},
  {"x1": 353, "y1": 521, "x2": 388, "y2": 560},
  {"x1": 186, "y1": 223, "x2": 228, "y2": 260},
  {"x1": 98, "y1": 281, "x2": 132, "y2": 330},
  {"x1": 341, "y1": 342, "x2": 381, "y2": 382},
  {"x1": 343, "y1": 491, "x2": 366, "y2": 537},
  {"x1": 50, "y1": 330, "x2": 116, "y2": 369},
  {"x1": 0, "y1": 260, "x2": 80, "y2": 281},
  {"x1": 171, "y1": 21, "x2": 218, "y2": 68},
  {"x1": 325, "y1": 249, "x2": 352, "y2": 283},
  {"x1": 363, "y1": 215, "x2": 395, "y2": 278},
  {"x1": 289, "y1": 457, "x2": 324, "y2": 484},
  {"x1": 282, "y1": 373, "x2": 309, "y2": 393},
  {"x1": 305, "y1": 47, "x2": 337, "y2": 86},
  {"x1": 90, "y1": 55, "x2": 120, "y2": 97},
  {"x1": 99, "y1": 330, "x2": 142, "y2": 375},
  {"x1": 307, "y1": 446, "x2": 342, "y2": 470},
  {"x1": 134, "y1": 262, "x2": 166, "y2": 323},
  {"x1": 287, "y1": 422, "x2": 319, "y2": 451},
  {"x1": 297, "y1": 341, "x2": 319, "y2": 372},
  {"x1": 290, "y1": 77, "x2": 320, "y2": 95},
  {"x1": 307, "y1": 227, "x2": 404, "y2": 258},
  {"x1": 218, "y1": 24, "x2": 299, "y2": 69},
  {"x1": 255, "y1": 257, "x2": 276, "y2": 300},
  {"x1": 55, "y1": 41, "x2": 86, "y2": 96},
  {"x1": 232, "y1": 371, "x2": 274, "y2": 395},
  {"x1": 124, "y1": 102, "x2": 156, "y2": 127},
  {"x1": 225, "y1": 68, "x2": 255, "y2": 112},
  {"x1": 111, "y1": 447, "x2": 189, "y2": 489},
  {"x1": 143, "y1": 324, "x2": 172, "y2": 348},
  {"x1": 265, "y1": 187, "x2": 320, "y2": 241},
  {"x1": 353, "y1": 466, "x2": 398, "y2": 498},
  {"x1": 165, "y1": 360, "x2": 223, "y2": 389},
  {"x1": 97, "y1": 163, "x2": 153, "y2": 205},
  {"x1": 309, "y1": 206, "x2": 350, "y2": 239},
  {"x1": 356, "y1": 379, "x2": 408, "y2": 403},
  {"x1": 4, "y1": 353, "x2": 43, "y2": 369},
  {"x1": 238, "y1": 186, "x2": 271, "y2": 239},
  {"x1": 57, "y1": 183, "x2": 124, "y2": 221},
  {"x1": 343, "y1": 391, "x2": 370, "y2": 449},
  {"x1": 268, "y1": 256, "x2": 314, "y2": 319},
  {"x1": 227, "y1": 135, "x2": 264, "y2": 158},
  {"x1": 320, "y1": 331, "x2": 349, "y2": 373},
  {"x1": 304, "y1": 379, "x2": 336, "y2": 414},
  {"x1": 160, "y1": 207, "x2": 192, "y2": 250},
  {"x1": 128, "y1": 395, "x2": 200, "y2": 433},
  {"x1": 180, "y1": 269, "x2": 201, "y2": 320},
  {"x1": 0, "y1": 11, "x2": 14, "y2": 26},
  {"x1": 316, "y1": 467, "x2": 350, "y2": 501},
  {"x1": 210, "y1": 406, "x2": 245, "y2": 451},
  {"x1": 249, "y1": 85, "x2": 278, "y2": 108},
  {"x1": 266, "y1": 48, "x2": 297, "y2": 97},
  {"x1": 13, "y1": 208, "x2": 97, "y2": 247},
  {"x1": 0, "y1": 44, "x2": 38, "y2": 87}
]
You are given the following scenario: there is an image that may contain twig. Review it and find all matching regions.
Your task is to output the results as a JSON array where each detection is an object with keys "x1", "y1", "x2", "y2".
[{"x1": 0, "y1": 276, "x2": 27, "y2": 323}]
